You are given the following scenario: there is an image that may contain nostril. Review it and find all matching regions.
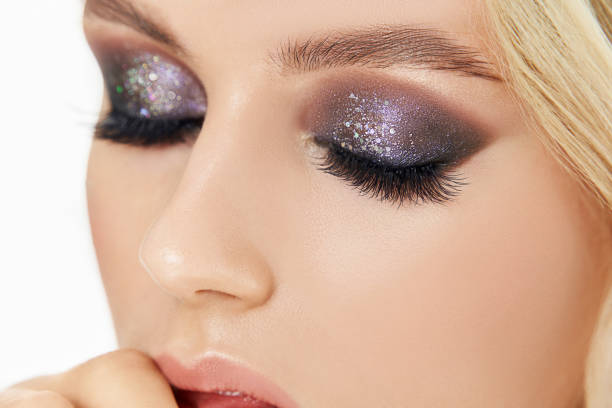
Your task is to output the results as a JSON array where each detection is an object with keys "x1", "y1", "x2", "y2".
[{"x1": 195, "y1": 289, "x2": 240, "y2": 300}]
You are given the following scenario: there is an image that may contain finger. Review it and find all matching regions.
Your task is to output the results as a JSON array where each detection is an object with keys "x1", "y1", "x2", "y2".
[
  {"x1": 0, "y1": 389, "x2": 74, "y2": 408},
  {"x1": 60, "y1": 348, "x2": 179, "y2": 408},
  {"x1": 5, "y1": 374, "x2": 58, "y2": 390}
]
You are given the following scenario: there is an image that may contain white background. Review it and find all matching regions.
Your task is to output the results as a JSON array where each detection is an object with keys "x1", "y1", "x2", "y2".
[{"x1": 0, "y1": 1, "x2": 117, "y2": 388}]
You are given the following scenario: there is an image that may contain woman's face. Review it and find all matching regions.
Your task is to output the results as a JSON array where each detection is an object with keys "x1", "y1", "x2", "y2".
[{"x1": 83, "y1": 0, "x2": 611, "y2": 406}]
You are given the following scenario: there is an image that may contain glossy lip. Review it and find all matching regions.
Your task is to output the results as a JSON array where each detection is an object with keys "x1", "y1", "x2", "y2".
[{"x1": 154, "y1": 352, "x2": 299, "y2": 408}]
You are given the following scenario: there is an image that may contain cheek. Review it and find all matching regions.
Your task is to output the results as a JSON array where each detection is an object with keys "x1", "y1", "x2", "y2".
[
  {"x1": 295, "y1": 134, "x2": 608, "y2": 405},
  {"x1": 86, "y1": 141, "x2": 190, "y2": 347},
  {"x1": 419, "y1": 137, "x2": 606, "y2": 403}
]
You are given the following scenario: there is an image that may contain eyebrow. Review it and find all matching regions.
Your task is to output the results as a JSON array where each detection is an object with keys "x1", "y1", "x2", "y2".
[
  {"x1": 84, "y1": 0, "x2": 186, "y2": 54},
  {"x1": 85, "y1": 0, "x2": 502, "y2": 81},
  {"x1": 271, "y1": 26, "x2": 502, "y2": 81}
]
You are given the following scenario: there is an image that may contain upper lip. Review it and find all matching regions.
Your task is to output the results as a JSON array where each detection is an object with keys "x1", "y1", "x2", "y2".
[{"x1": 153, "y1": 351, "x2": 299, "y2": 408}]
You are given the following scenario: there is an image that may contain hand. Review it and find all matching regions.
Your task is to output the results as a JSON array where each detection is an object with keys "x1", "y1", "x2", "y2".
[{"x1": 0, "y1": 349, "x2": 178, "y2": 408}]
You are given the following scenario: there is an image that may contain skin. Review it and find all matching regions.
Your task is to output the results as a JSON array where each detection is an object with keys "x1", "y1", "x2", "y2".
[
  {"x1": 2, "y1": 349, "x2": 178, "y2": 408},
  {"x1": 3, "y1": 0, "x2": 611, "y2": 407}
]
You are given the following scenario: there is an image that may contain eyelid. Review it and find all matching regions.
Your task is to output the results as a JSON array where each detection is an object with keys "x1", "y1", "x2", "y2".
[
  {"x1": 89, "y1": 38, "x2": 207, "y2": 120},
  {"x1": 303, "y1": 74, "x2": 488, "y2": 168}
]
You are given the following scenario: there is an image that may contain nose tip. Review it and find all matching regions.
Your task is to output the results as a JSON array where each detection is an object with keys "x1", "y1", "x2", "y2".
[{"x1": 137, "y1": 212, "x2": 275, "y2": 309}]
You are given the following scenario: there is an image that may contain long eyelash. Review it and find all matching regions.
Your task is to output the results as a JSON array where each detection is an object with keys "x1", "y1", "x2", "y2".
[
  {"x1": 316, "y1": 142, "x2": 468, "y2": 208},
  {"x1": 93, "y1": 110, "x2": 466, "y2": 207},
  {"x1": 94, "y1": 109, "x2": 203, "y2": 147}
]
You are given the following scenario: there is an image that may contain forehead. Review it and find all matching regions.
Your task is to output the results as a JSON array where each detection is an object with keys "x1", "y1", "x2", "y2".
[
  {"x1": 152, "y1": 0, "x2": 483, "y2": 28},
  {"x1": 86, "y1": 0, "x2": 489, "y2": 54}
]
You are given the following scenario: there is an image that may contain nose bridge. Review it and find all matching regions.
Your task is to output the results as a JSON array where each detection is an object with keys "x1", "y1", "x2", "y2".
[{"x1": 138, "y1": 92, "x2": 280, "y2": 310}]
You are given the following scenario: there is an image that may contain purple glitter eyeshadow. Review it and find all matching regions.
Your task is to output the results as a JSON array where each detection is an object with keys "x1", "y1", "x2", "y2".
[
  {"x1": 308, "y1": 81, "x2": 484, "y2": 167},
  {"x1": 100, "y1": 50, "x2": 206, "y2": 119}
]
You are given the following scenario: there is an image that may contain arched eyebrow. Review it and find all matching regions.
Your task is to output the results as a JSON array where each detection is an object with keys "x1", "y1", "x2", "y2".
[
  {"x1": 270, "y1": 26, "x2": 502, "y2": 81},
  {"x1": 85, "y1": 0, "x2": 502, "y2": 82}
]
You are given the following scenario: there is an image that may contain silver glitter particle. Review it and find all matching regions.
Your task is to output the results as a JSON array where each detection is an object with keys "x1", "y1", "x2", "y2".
[
  {"x1": 103, "y1": 50, "x2": 207, "y2": 119},
  {"x1": 310, "y1": 83, "x2": 484, "y2": 167}
]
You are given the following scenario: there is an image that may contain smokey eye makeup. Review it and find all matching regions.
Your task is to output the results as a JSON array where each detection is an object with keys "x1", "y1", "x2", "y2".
[
  {"x1": 304, "y1": 80, "x2": 488, "y2": 206},
  {"x1": 91, "y1": 41, "x2": 486, "y2": 207},
  {"x1": 93, "y1": 44, "x2": 207, "y2": 146},
  {"x1": 308, "y1": 83, "x2": 484, "y2": 167}
]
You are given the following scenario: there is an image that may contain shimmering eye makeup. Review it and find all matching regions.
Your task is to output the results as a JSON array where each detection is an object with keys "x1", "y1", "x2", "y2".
[
  {"x1": 87, "y1": 38, "x2": 483, "y2": 205},
  {"x1": 306, "y1": 78, "x2": 486, "y2": 168},
  {"x1": 96, "y1": 45, "x2": 207, "y2": 119},
  {"x1": 86, "y1": 40, "x2": 207, "y2": 146}
]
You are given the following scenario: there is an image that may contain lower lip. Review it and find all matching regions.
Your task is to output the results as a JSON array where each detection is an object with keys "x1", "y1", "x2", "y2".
[{"x1": 174, "y1": 388, "x2": 278, "y2": 408}]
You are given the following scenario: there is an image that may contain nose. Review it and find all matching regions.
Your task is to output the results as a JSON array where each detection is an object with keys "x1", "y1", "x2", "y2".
[
  {"x1": 137, "y1": 99, "x2": 277, "y2": 310},
  {"x1": 138, "y1": 202, "x2": 275, "y2": 309}
]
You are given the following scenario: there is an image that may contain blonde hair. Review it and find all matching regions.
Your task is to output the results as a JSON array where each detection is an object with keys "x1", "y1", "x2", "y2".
[{"x1": 482, "y1": 1, "x2": 612, "y2": 406}]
